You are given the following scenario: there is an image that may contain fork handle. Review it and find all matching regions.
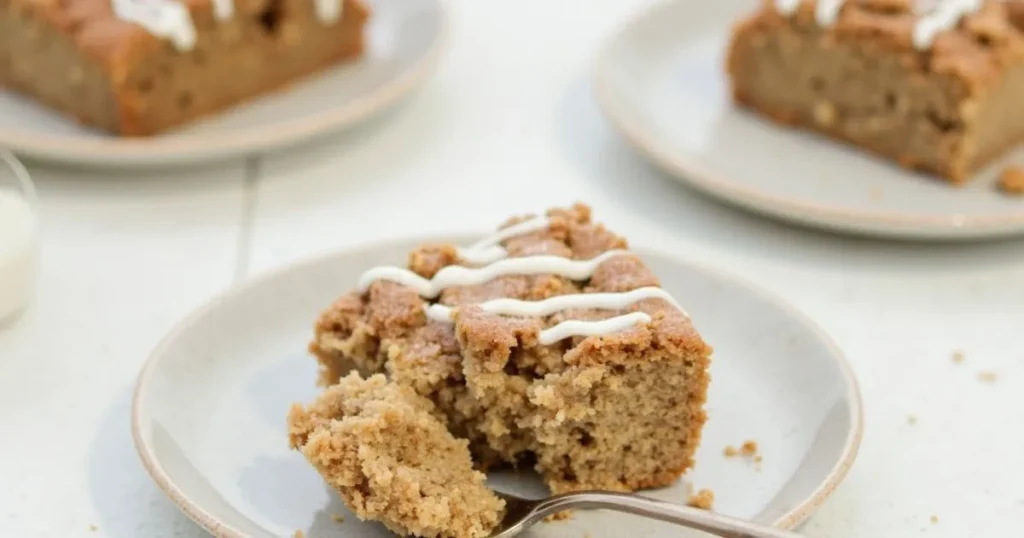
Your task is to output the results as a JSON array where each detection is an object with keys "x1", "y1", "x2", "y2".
[{"x1": 541, "y1": 491, "x2": 806, "y2": 538}]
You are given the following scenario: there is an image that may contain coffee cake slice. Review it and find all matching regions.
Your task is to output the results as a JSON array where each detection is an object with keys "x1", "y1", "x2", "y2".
[
  {"x1": 727, "y1": 0, "x2": 1024, "y2": 183},
  {"x1": 304, "y1": 203, "x2": 713, "y2": 497},
  {"x1": 1, "y1": 0, "x2": 369, "y2": 135},
  {"x1": 288, "y1": 373, "x2": 505, "y2": 538}
]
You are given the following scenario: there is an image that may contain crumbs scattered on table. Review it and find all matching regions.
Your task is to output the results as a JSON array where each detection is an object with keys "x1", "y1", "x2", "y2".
[
  {"x1": 978, "y1": 371, "x2": 998, "y2": 384},
  {"x1": 998, "y1": 166, "x2": 1024, "y2": 196},
  {"x1": 930, "y1": 515, "x2": 939, "y2": 524},
  {"x1": 331, "y1": 513, "x2": 345, "y2": 523},
  {"x1": 687, "y1": 489, "x2": 715, "y2": 510},
  {"x1": 741, "y1": 440, "x2": 758, "y2": 456},
  {"x1": 952, "y1": 350, "x2": 965, "y2": 364},
  {"x1": 907, "y1": 415, "x2": 917, "y2": 425}
]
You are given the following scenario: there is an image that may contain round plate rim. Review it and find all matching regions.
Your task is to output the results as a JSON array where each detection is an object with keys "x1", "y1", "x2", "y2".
[
  {"x1": 0, "y1": 0, "x2": 448, "y2": 167},
  {"x1": 592, "y1": 0, "x2": 1024, "y2": 240},
  {"x1": 131, "y1": 234, "x2": 865, "y2": 537}
]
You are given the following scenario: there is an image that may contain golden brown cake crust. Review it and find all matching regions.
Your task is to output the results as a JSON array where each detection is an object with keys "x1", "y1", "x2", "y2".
[
  {"x1": 727, "y1": 0, "x2": 1024, "y2": 183},
  {"x1": 308, "y1": 203, "x2": 713, "y2": 496}
]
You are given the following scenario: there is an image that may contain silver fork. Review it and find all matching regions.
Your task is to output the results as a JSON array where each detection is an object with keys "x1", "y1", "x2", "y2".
[{"x1": 491, "y1": 490, "x2": 805, "y2": 538}]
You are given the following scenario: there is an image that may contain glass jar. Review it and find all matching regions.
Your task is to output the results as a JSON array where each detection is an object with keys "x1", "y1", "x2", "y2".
[{"x1": 0, "y1": 150, "x2": 39, "y2": 325}]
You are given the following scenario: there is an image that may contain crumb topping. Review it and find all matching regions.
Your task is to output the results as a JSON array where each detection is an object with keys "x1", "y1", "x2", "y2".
[{"x1": 746, "y1": 0, "x2": 1024, "y2": 86}]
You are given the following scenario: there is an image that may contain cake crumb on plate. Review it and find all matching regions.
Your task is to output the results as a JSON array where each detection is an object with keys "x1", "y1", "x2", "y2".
[
  {"x1": 687, "y1": 489, "x2": 715, "y2": 510},
  {"x1": 907, "y1": 415, "x2": 917, "y2": 425},
  {"x1": 931, "y1": 515, "x2": 939, "y2": 524},
  {"x1": 978, "y1": 371, "x2": 999, "y2": 384},
  {"x1": 952, "y1": 350, "x2": 965, "y2": 364},
  {"x1": 331, "y1": 513, "x2": 345, "y2": 523},
  {"x1": 998, "y1": 166, "x2": 1024, "y2": 195},
  {"x1": 293, "y1": 531, "x2": 305, "y2": 538},
  {"x1": 741, "y1": 440, "x2": 758, "y2": 456},
  {"x1": 88, "y1": 525, "x2": 98, "y2": 532}
]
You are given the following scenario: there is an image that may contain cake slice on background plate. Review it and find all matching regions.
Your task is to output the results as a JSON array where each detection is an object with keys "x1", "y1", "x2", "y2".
[
  {"x1": 727, "y1": 0, "x2": 1024, "y2": 183},
  {"x1": 1, "y1": 0, "x2": 369, "y2": 135}
]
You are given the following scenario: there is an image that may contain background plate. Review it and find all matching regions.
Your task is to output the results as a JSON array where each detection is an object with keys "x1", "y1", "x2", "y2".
[
  {"x1": 595, "y1": 0, "x2": 1024, "y2": 240},
  {"x1": 0, "y1": 0, "x2": 445, "y2": 168},
  {"x1": 133, "y1": 236, "x2": 862, "y2": 537}
]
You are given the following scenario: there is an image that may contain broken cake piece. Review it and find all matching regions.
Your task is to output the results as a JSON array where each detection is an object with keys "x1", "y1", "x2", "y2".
[{"x1": 288, "y1": 373, "x2": 505, "y2": 538}]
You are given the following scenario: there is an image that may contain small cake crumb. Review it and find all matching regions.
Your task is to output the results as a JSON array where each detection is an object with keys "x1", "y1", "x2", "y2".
[
  {"x1": 952, "y1": 350, "x2": 965, "y2": 364},
  {"x1": 978, "y1": 371, "x2": 998, "y2": 384},
  {"x1": 930, "y1": 515, "x2": 939, "y2": 524},
  {"x1": 998, "y1": 166, "x2": 1024, "y2": 195},
  {"x1": 907, "y1": 415, "x2": 918, "y2": 425},
  {"x1": 687, "y1": 489, "x2": 715, "y2": 510},
  {"x1": 331, "y1": 513, "x2": 345, "y2": 523},
  {"x1": 724, "y1": 440, "x2": 762, "y2": 468},
  {"x1": 88, "y1": 525, "x2": 98, "y2": 532},
  {"x1": 293, "y1": 531, "x2": 305, "y2": 538}
]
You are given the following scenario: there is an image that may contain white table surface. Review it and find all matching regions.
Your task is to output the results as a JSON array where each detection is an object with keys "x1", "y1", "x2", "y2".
[{"x1": 2, "y1": 1, "x2": 1023, "y2": 537}]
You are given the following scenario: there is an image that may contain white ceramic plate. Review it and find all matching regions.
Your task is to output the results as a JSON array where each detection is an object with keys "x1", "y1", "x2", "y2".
[
  {"x1": 132, "y1": 235, "x2": 862, "y2": 537},
  {"x1": 0, "y1": 0, "x2": 445, "y2": 168},
  {"x1": 595, "y1": 0, "x2": 1024, "y2": 240}
]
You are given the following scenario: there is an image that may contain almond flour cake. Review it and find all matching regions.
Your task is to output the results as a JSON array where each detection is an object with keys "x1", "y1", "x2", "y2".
[
  {"x1": 291, "y1": 204, "x2": 713, "y2": 536},
  {"x1": 0, "y1": 0, "x2": 369, "y2": 135},
  {"x1": 289, "y1": 373, "x2": 504, "y2": 538},
  {"x1": 727, "y1": 0, "x2": 1024, "y2": 183}
]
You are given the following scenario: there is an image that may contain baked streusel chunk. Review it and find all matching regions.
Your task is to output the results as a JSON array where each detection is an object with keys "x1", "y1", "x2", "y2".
[
  {"x1": 299, "y1": 203, "x2": 712, "y2": 528},
  {"x1": 288, "y1": 373, "x2": 505, "y2": 538}
]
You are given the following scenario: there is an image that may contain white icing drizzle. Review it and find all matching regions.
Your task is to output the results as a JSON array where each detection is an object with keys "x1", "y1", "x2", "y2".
[
  {"x1": 536, "y1": 313, "x2": 653, "y2": 346},
  {"x1": 455, "y1": 217, "x2": 553, "y2": 265},
  {"x1": 913, "y1": 0, "x2": 984, "y2": 49},
  {"x1": 774, "y1": 0, "x2": 802, "y2": 15},
  {"x1": 455, "y1": 245, "x2": 509, "y2": 266},
  {"x1": 313, "y1": 0, "x2": 345, "y2": 24},
  {"x1": 815, "y1": 0, "x2": 845, "y2": 26},
  {"x1": 112, "y1": 0, "x2": 196, "y2": 51},
  {"x1": 211, "y1": 0, "x2": 233, "y2": 20},
  {"x1": 357, "y1": 250, "x2": 631, "y2": 297},
  {"x1": 111, "y1": 0, "x2": 347, "y2": 50},
  {"x1": 425, "y1": 287, "x2": 685, "y2": 322},
  {"x1": 356, "y1": 215, "x2": 689, "y2": 343},
  {"x1": 425, "y1": 287, "x2": 687, "y2": 346}
]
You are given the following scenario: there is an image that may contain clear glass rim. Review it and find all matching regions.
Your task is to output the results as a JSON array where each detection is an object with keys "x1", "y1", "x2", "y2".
[{"x1": 0, "y1": 149, "x2": 36, "y2": 207}]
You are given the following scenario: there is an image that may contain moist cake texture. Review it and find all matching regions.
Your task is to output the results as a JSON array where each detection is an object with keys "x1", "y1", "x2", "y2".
[
  {"x1": 727, "y1": 0, "x2": 1024, "y2": 183},
  {"x1": 303, "y1": 203, "x2": 712, "y2": 508},
  {"x1": 0, "y1": 0, "x2": 369, "y2": 135},
  {"x1": 289, "y1": 373, "x2": 505, "y2": 538}
]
